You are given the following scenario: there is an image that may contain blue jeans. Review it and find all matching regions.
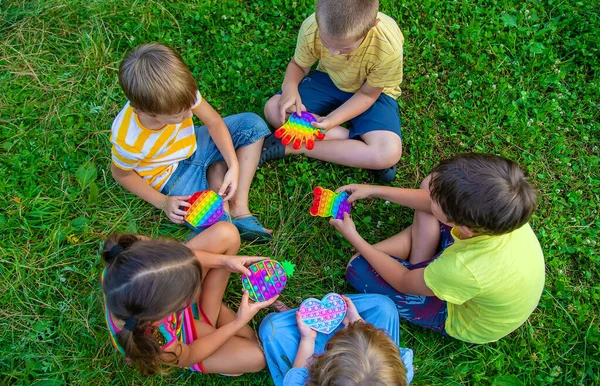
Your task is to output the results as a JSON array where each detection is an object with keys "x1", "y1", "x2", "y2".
[
  {"x1": 259, "y1": 294, "x2": 414, "y2": 386},
  {"x1": 160, "y1": 112, "x2": 269, "y2": 196}
]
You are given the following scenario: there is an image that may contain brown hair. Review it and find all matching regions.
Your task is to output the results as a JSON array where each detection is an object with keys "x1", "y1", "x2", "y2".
[
  {"x1": 429, "y1": 153, "x2": 538, "y2": 235},
  {"x1": 102, "y1": 234, "x2": 203, "y2": 376},
  {"x1": 315, "y1": 0, "x2": 379, "y2": 40},
  {"x1": 307, "y1": 321, "x2": 407, "y2": 386},
  {"x1": 118, "y1": 43, "x2": 198, "y2": 115}
]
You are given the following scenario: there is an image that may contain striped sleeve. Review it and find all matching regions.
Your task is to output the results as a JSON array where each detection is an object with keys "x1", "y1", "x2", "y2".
[
  {"x1": 191, "y1": 90, "x2": 203, "y2": 110},
  {"x1": 367, "y1": 46, "x2": 404, "y2": 89},
  {"x1": 111, "y1": 142, "x2": 142, "y2": 171},
  {"x1": 293, "y1": 14, "x2": 319, "y2": 68}
]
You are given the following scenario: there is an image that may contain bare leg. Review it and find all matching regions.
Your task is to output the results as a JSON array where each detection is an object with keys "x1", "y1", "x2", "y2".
[
  {"x1": 348, "y1": 225, "x2": 413, "y2": 269},
  {"x1": 194, "y1": 320, "x2": 266, "y2": 374},
  {"x1": 216, "y1": 302, "x2": 258, "y2": 342},
  {"x1": 409, "y1": 175, "x2": 440, "y2": 264},
  {"x1": 207, "y1": 161, "x2": 230, "y2": 213}
]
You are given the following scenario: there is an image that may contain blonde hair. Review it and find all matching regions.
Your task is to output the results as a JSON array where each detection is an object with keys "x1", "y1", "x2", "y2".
[
  {"x1": 118, "y1": 43, "x2": 197, "y2": 115},
  {"x1": 315, "y1": 0, "x2": 379, "y2": 40},
  {"x1": 307, "y1": 321, "x2": 407, "y2": 386}
]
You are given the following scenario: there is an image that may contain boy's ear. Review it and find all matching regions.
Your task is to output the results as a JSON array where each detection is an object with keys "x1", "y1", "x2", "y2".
[
  {"x1": 372, "y1": 18, "x2": 380, "y2": 28},
  {"x1": 457, "y1": 225, "x2": 476, "y2": 238}
]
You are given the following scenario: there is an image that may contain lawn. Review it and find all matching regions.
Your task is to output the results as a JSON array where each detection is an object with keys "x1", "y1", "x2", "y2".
[{"x1": 1, "y1": 0, "x2": 599, "y2": 384}]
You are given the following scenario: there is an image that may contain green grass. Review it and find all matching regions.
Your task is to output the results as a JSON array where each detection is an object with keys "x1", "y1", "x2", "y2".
[{"x1": 1, "y1": 0, "x2": 599, "y2": 384}]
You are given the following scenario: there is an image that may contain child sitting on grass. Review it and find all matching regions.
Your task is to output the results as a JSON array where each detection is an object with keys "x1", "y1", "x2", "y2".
[
  {"x1": 110, "y1": 43, "x2": 271, "y2": 242},
  {"x1": 101, "y1": 222, "x2": 278, "y2": 375},
  {"x1": 259, "y1": 294, "x2": 413, "y2": 385},
  {"x1": 261, "y1": 0, "x2": 404, "y2": 183},
  {"x1": 330, "y1": 153, "x2": 545, "y2": 344}
]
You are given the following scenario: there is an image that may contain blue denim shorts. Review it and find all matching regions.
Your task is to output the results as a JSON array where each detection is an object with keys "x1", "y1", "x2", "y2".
[
  {"x1": 160, "y1": 112, "x2": 269, "y2": 196},
  {"x1": 279, "y1": 71, "x2": 402, "y2": 139}
]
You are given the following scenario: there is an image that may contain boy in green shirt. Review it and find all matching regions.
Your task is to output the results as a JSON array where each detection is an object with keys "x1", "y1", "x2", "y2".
[{"x1": 331, "y1": 153, "x2": 545, "y2": 343}]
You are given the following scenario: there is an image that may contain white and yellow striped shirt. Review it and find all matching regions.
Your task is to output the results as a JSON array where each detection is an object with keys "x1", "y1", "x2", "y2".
[
  {"x1": 294, "y1": 12, "x2": 404, "y2": 99},
  {"x1": 110, "y1": 91, "x2": 202, "y2": 191}
]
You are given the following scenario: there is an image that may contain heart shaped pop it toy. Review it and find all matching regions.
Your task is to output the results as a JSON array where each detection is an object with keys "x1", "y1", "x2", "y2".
[
  {"x1": 310, "y1": 186, "x2": 351, "y2": 220},
  {"x1": 241, "y1": 260, "x2": 295, "y2": 302},
  {"x1": 299, "y1": 293, "x2": 347, "y2": 334},
  {"x1": 184, "y1": 190, "x2": 224, "y2": 232},
  {"x1": 274, "y1": 112, "x2": 325, "y2": 150}
]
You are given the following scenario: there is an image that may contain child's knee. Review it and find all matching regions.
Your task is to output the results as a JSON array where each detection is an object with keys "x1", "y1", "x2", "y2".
[
  {"x1": 347, "y1": 253, "x2": 361, "y2": 269},
  {"x1": 368, "y1": 136, "x2": 402, "y2": 169},
  {"x1": 264, "y1": 95, "x2": 282, "y2": 126},
  {"x1": 213, "y1": 221, "x2": 241, "y2": 251}
]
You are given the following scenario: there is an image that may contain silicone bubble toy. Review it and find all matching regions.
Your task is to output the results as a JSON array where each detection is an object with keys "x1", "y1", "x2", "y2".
[
  {"x1": 274, "y1": 112, "x2": 325, "y2": 150},
  {"x1": 241, "y1": 260, "x2": 295, "y2": 302},
  {"x1": 310, "y1": 186, "x2": 351, "y2": 220},
  {"x1": 184, "y1": 190, "x2": 224, "y2": 232},
  {"x1": 299, "y1": 293, "x2": 347, "y2": 334}
]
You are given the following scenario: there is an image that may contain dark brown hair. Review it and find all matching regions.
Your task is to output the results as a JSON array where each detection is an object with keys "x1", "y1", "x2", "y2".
[
  {"x1": 315, "y1": 0, "x2": 379, "y2": 40},
  {"x1": 429, "y1": 153, "x2": 537, "y2": 235},
  {"x1": 307, "y1": 321, "x2": 407, "y2": 386},
  {"x1": 102, "y1": 234, "x2": 202, "y2": 376},
  {"x1": 118, "y1": 43, "x2": 198, "y2": 115}
]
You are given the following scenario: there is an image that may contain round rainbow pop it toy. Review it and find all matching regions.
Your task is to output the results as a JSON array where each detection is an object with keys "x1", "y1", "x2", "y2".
[
  {"x1": 310, "y1": 186, "x2": 351, "y2": 220},
  {"x1": 183, "y1": 190, "x2": 224, "y2": 232},
  {"x1": 241, "y1": 260, "x2": 295, "y2": 302},
  {"x1": 298, "y1": 293, "x2": 348, "y2": 334},
  {"x1": 274, "y1": 112, "x2": 325, "y2": 150}
]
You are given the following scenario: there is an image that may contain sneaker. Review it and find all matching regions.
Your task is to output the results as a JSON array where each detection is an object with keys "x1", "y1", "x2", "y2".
[{"x1": 372, "y1": 164, "x2": 397, "y2": 184}]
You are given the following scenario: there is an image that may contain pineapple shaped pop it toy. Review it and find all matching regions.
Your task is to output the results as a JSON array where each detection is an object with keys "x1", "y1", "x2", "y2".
[
  {"x1": 183, "y1": 190, "x2": 224, "y2": 232},
  {"x1": 310, "y1": 186, "x2": 351, "y2": 220},
  {"x1": 274, "y1": 112, "x2": 325, "y2": 150},
  {"x1": 298, "y1": 293, "x2": 348, "y2": 334},
  {"x1": 241, "y1": 260, "x2": 295, "y2": 302}
]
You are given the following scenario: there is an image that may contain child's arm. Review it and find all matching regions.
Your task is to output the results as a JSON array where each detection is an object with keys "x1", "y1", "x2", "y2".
[
  {"x1": 311, "y1": 82, "x2": 382, "y2": 132},
  {"x1": 192, "y1": 100, "x2": 239, "y2": 200},
  {"x1": 338, "y1": 183, "x2": 432, "y2": 214},
  {"x1": 279, "y1": 59, "x2": 311, "y2": 122},
  {"x1": 111, "y1": 164, "x2": 191, "y2": 224},
  {"x1": 188, "y1": 247, "x2": 267, "y2": 276},
  {"x1": 331, "y1": 214, "x2": 434, "y2": 296},
  {"x1": 163, "y1": 291, "x2": 278, "y2": 367},
  {"x1": 293, "y1": 311, "x2": 317, "y2": 368}
]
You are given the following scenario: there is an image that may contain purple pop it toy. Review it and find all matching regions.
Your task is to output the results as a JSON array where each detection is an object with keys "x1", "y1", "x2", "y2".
[
  {"x1": 298, "y1": 293, "x2": 347, "y2": 334},
  {"x1": 241, "y1": 260, "x2": 295, "y2": 302}
]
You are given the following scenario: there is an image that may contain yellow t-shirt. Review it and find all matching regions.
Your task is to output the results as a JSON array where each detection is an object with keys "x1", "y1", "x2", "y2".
[
  {"x1": 294, "y1": 12, "x2": 404, "y2": 99},
  {"x1": 110, "y1": 91, "x2": 202, "y2": 191},
  {"x1": 423, "y1": 223, "x2": 545, "y2": 344}
]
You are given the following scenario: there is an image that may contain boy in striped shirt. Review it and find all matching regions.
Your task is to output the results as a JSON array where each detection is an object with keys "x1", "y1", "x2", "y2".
[
  {"x1": 262, "y1": 0, "x2": 404, "y2": 183},
  {"x1": 110, "y1": 44, "x2": 272, "y2": 242}
]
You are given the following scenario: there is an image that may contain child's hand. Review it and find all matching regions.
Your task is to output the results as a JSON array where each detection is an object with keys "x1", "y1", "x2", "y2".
[
  {"x1": 336, "y1": 184, "x2": 372, "y2": 204},
  {"x1": 279, "y1": 90, "x2": 306, "y2": 123},
  {"x1": 223, "y1": 256, "x2": 267, "y2": 276},
  {"x1": 329, "y1": 212, "x2": 358, "y2": 239},
  {"x1": 296, "y1": 311, "x2": 317, "y2": 340},
  {"x1": 341, "y1": 295, "x2": 363, "y2": 326},
  {"x1": 310, "y1": 116, "x2": 334, "y2": 132},
  {"x1": 163, "y1": 195, "x2": 192, "y2": 224},
  {"x1": 236, "y1": 291, "x2": 279, "y2": 324},
  {"x1": 219, "y1": 164, "x2": 239, "y2": 201}
]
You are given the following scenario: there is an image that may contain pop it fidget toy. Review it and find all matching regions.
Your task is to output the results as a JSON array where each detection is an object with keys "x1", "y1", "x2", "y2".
[
  {"x1": 310, "y1": 186, "x2": 351, "y2": 220},
  {"x1": 299, "y1": 293, "x2": 347, "y2": 334},
  {"x1": 241, "y1": 260, "x2": 295, "y2": 302},
  {"x1": 184, "y1": 190, "x2": 224, "y2": 232},
  {"x1": 274, "y1": 112, "x2": 325, "y2": 150}
]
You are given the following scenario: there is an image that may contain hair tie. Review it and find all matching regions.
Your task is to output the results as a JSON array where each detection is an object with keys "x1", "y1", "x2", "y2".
[
  {"x1": 124, "y1": 317, "x2": 138, "y2": 331},
  {"x1": 108, "y1": 245, "x2": 124, "y2": 259}
]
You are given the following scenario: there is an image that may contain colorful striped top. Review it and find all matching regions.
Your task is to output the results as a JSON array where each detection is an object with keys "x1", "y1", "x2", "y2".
[
  {"x1": 110, "y1": 90, "x2": 203, "y2": 191},
  {"x1": 102, "y1": 270, "x2": 210, "y2": 372}
]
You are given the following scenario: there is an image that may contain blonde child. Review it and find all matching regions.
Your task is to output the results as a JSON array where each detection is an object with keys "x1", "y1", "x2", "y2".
[
  {"x1": 111, "y1": 43, "x2": 271, "y2": 241},
  {"x1": 262, "y1": 0, "x2": 404, "y2": 183},
  {"x1": 101, "y1": 222, "x2": 278, "y2": 375},
  {"x1": 331, "y1": 153, "x2": 545, "y2": 344},
  {"x1": 259, "y1": 294, "x2": 414, "y2": 385}
]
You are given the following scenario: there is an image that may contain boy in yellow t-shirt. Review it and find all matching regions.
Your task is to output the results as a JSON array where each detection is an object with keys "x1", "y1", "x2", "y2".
[
  {"x1": 110, "y1": 44, "x2": 272, "y2": 242},
  {"x1": 261, "y1": 0, "x2": 404, "y2": 183},
  {"x1": 330, "y1": 153, "x2": 545, "y2": 344}
]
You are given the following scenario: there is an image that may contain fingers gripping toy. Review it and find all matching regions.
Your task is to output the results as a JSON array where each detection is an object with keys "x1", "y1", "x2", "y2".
[
  {"x1": 184, "y1": 190, "x2": 224, "y2": 232},
  {"x1": 299, "y1": 293, "x2": 348, "y2": 334},
  {"x1": 310, "y1": 186, "x2": 351, "y2": 220},
  {"x1": 274, "y1": 112, "x2": 325, "y2": 150},
  {"x1": 241, "y1": 260, "x2": 296, "y2": 302}
]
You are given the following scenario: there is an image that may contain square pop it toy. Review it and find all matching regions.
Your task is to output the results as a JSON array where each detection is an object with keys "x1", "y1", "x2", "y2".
[
  {"x1": 310, "y1": 186, "x2": 351, "y2": 220},
  {"x1": 299, "y1": 293, "x2": 347, "y2": 334},
  {"x1": 241, "y1": 260, "x2": 295, "y2": 302},
  {"x1": 183, "y1": 190, "x2": 224, "y2": 232},
  {"x1": 274, "y1": 112, "x2": 325, "y2": 150}
]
